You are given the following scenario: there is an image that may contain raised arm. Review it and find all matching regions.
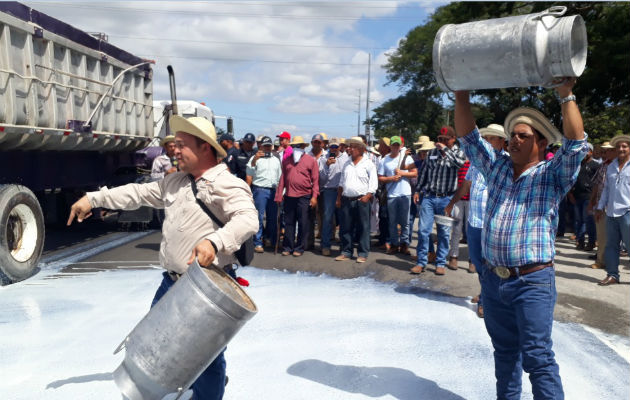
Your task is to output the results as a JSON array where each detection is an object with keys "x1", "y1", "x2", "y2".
[
  {"x1": 455, "y1": 91, "x2": 476, "y2": 137},
  {"x1": 555, "y1": 78, "x2": 584, "y2": 141}
]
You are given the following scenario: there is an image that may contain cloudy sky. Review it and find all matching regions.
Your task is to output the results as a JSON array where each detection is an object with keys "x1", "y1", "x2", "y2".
[{"x1": 24, "y1": 1, "x2": 448, "y2": 140}]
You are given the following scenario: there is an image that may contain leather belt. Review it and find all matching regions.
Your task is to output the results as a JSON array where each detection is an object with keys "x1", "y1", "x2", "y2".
[
  {"x1": 343, "y1": 195, "x2": 363, "y2": 201},
  {"x1": 428, "y1": 191, "x2": 454, "y2": 197},
  {"x1": 491, "y1": 262, "x2": 553, "y2": 279},
  {"x1": 167, "y1": 270, "x2": 182, "y2": 282}
]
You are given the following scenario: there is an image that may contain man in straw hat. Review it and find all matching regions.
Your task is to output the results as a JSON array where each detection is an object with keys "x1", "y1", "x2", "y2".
[
  {"x1": 335, "y1": 136, "x2": 378, "y2": 263},
  {"x1": 455, "y1": 78, "x2": 588, "y2": 399},
  {"x1": 274, "y1": 135, "x2": 319, "y2": 257},
  {"x1": 151, "y1": 135, "x2": 177, "y2": 180},
  {"x1": 594, "y1": 134, "x2": 630, "y2": 286},
  {"x1": 67, "y1": 115, "x2": 258, "y2": 399},
  {"x1": 587, "y1": 141, "x2": 616, "y2": 269}
]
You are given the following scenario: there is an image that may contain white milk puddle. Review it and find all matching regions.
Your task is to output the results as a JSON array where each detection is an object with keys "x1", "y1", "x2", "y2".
[{"x1": 0, "y1": 267, "x2": 628, "y2": 400}]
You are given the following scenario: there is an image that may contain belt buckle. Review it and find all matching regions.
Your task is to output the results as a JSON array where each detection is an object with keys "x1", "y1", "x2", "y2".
[{"x1": 493, "y1": 266, "x2": 511, "y2": 279}]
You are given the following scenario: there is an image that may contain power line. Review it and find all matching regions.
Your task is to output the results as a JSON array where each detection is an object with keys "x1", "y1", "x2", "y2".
[
  {"x1": 109, "y1": 34, "x2": 389, "y2": 51},
  {"x1": 141, "y1": 54, "x2": 370, "y2": 66},
  {"x1": 27, "y1": 2, "x2": 425, "y2": 20},
  {"x1": 235, "y1": 115, "x2": 354, "y2": 128}
]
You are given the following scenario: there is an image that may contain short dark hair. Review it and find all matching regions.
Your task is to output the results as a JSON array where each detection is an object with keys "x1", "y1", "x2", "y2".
[
  {"x1": 532, "y1": 128, "x2": 544, "y2": 142},
  {"x1": 193, "y1": 136, "x2": 217, "y2": 158}
]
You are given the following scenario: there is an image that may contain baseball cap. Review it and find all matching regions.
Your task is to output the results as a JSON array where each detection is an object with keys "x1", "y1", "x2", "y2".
[
  {"x1": 390, "y1": 136, "x2": 403, "y2": 146},
  {"x1": 219, "y1": 133, "x2": 234, "y2": 142},
  {"x1": 277, "y1": 131, "x2": 291, "y2": 139},
  {"x1": 311, "y1": 133, "x2": 324, "y2": 142},
  {"x1": 440, "y1": 126, "x2": 456, "y2": 137},
  {"x1": 328, "y1": 137, "x2": 340, "y2": 147},
  {"x1": 243, "y1": 133, "x2": 256, "y2": 143},
  {"x1": 260, "y1": 136, "x2": 273, "y2": 146}
]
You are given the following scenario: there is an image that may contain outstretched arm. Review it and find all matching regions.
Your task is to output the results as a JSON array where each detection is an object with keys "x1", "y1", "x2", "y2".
[
  {"x1": 455, "y1": 91, "x2": 476, "y2": 137},
  {"x1": 555, "y1": 78, "x2": 584, "y2": 141}
]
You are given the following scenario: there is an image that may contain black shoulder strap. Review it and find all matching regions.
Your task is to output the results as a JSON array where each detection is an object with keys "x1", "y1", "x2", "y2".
[{"x1": 188, "y1": 174, "x2": 225, "y2": 228}]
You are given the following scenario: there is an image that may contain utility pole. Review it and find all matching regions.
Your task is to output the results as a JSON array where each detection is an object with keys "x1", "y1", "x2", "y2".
[
  {"x1": 365, "y1": 53, "x2": 371, "y2": 144},
  {"x1": 356, "y1": 89, "x2": 361, "y2": 136}
]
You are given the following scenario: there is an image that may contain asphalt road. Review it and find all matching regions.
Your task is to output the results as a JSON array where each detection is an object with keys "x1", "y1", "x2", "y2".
[{"x1": 42, "y1": 221, "x2": 630, "y2": 338}]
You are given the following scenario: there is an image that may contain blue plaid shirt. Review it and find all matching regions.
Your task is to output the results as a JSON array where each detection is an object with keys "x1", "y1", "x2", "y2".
[
  {"x1": 465, "y1": 165, "x2": 487, "y2": 229},
  {"x1": 459, "y1": 128, "x2": 587, "y2": 267}
]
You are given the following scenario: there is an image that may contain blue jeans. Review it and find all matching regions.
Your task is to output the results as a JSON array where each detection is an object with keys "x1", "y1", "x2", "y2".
[
  {"x1": 387, "y1": 195, "x2": 411, "y2": 246},
  {"x1": 321, "y1": 189, "x2": 338, "y2": 249},
  {"x1": 340, "y1": 197, "x2": 371, "y2": 258},
  {"x1": 573, "y1": 198, "x2": 596, "y2": 244},
  {"x1": 408, "y1": 199, "x2": 417, "y2": 243},
  {"x1": 480, "y1": 266, "x2": 563, "y2": 400},
  {"x1": 467, "y1": 223, "x2": 484, "y2": 306},
  {"x1": 416, "y1": 195, "x2": 451, "y2": 266},
  {"x1": 252, "y1": 186, "x2": 277, "y2": 248},
  {"x1": 604, "y1": 212, "x2": 630, "y2": 281},
  {"x1": 151, "y1": 273, "x2": 226, "y2": 400}
]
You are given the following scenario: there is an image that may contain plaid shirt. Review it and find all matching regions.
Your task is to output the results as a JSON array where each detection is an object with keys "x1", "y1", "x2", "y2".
[
  {"x1": 465, "y1": 164, "x2": 487, "y2": 229},
  {"x1": 416, "y1": 145, "x2": 467, "y2": 195},
  {"x1": 460, "y1": 128, "x2": 587, "y2": 267}
]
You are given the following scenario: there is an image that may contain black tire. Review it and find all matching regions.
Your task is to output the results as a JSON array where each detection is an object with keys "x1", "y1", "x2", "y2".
[{"x1": 0, "y1": 185, "x2": 45, "y2": 285}]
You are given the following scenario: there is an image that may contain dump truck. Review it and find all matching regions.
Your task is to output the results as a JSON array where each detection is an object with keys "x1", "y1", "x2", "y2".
[{"x1": 0, "y1": 2, "x2": 154, "y2": 284}]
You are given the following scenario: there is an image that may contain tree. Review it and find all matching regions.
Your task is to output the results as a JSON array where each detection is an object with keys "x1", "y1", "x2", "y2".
[{"x1": 370, "y1": 2, "x2": 630, "y2": 144}]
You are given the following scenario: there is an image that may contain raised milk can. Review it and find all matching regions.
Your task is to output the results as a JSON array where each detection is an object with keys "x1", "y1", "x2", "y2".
[
  {"x1": 432, "y1": 6, "x2": 587, "y2": 91},
  {"x1": 113, "y1": 259, "x2": 258, "y2": 399}
]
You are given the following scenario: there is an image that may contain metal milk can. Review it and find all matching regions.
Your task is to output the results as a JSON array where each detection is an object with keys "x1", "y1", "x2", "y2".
[
  {"x1": 113, "y1": 260, "x2": 258, "y2": 400},
  {"x1": 433, "y1": 6, "x2": 587, "y2": 91}
]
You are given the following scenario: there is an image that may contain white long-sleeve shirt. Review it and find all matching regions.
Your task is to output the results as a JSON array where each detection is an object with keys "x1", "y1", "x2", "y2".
[
  {"x1": 339, "y1": 156, "x2": 378, "y2": 197},
  {"x1": 597, "y1": 158, "x2": 630, "y2": 217}
]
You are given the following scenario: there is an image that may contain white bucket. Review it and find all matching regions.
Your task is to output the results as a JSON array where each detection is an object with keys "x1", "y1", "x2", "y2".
[{"x1": 433, "y1": 6, "x2": 588, "y2": 91}]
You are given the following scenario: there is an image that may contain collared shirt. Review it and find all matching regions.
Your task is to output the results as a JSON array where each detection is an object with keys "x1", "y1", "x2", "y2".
[
  {"x1": 377, "y1": 152, "x2": 411, "y2": 197},
  {"x1": 339, "y1": 156, "x2": 378, "y2": 197},
  {"x1": 275, "y1": 153, "x2": 319, "y2": 201},
  {"x1": 416, "y1": 145, "x2": 467, "y2": 195},
  {"x1": 87, "y1": 164, "x2": 258, "y2": 274},
  {"x1": 597, "y1": 158, "x2": 630, "y2": 217},
  {"x1": 309, "y1": 150, "x2": 327, "y2": 189},
  {"x1": 460, "y1": 127, "x2": 587, "y2": 267},
  {"x1": 322, "y1": 151, "x2": 349, "y2": 189},
  {"x1": 465, "y1": 164, "x2": 487, "y2": 229},
  {"x1": 150, "y1": 154, "x2": 173, "y2": 180},
  {"x1": 246, "y1": 154, "x2": 281, "y2": 189},
  {"x1": 223, "y1": 147, "x2": 240, "y2": 176}
]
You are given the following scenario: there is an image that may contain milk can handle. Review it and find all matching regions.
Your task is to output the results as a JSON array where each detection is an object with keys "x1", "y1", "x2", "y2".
[{"x1": 533, "y1": 6, "x2": 567, "y2": 20}]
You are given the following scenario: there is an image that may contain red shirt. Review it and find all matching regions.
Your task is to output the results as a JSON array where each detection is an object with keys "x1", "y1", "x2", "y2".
[
  {"x1": 275, "y1": 153, "x2": 319, "y2": 201},
  {"x1": 458, "y1": 160, "x2": 470, "y2": 201}
]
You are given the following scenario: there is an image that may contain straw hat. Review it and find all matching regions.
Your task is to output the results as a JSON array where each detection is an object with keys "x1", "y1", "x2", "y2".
[
  {"x1": 347, "y1": 136, "x2": 366, "y2": 148},
  {"x1": 339, "y1": 138, "x2": 346, "y2": 144},
  {"x1": 610, "y1": 134, "x2": 630, "y2": 147},
  {"x1": 413, "y1": 135, "x2": 430, "y2": 146},
  {"x1": 504, "y1": 107, "x2": 561, "y2": 145},
  {"x1": 319, "y1": 132, "x2": 328, "y2": 141},
  {"x1": 169, "y1": 115, "x2": 226, "y2": 158},
  {"x1": 600, "y1": 141, "x2": 614, "y2": 149},
  {"x1": 289, "y1": 135, "x2": 307, "y2": 146},
  {"x1": 479, "y1": 123, "x2": 507, "y2": 140},
  {"x1": 419, "y1": 141, "x2": 436, "y2": 151},
  {"x1": 160, "y1": 135, "x2": 175, "y2": 146}
]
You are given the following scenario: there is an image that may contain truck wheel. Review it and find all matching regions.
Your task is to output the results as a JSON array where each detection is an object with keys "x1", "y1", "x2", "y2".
[{"x1": 0, "y1": 185, "x2": 45, "y2": 285}]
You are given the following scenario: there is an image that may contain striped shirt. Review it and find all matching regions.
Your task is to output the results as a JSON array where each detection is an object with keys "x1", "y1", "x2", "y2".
[
  {"x1": 416, "y1": 145, "x2": 467, "y2": 195},
  {"x1": 459, "y1": 128, "x2": 587, "y2": 267},
  {"x1": 457, "y1": 160, "x2": 471, "y2": 201}
]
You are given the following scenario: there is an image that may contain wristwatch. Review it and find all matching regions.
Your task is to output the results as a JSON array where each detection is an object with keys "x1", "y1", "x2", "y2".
[{"x1": 559, "y1": 94, "x2": 576, "y2": 105}]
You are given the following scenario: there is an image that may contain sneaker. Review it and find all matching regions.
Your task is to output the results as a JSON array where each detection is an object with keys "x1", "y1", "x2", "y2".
[
  {"x1": 322, "y1": 248, "x2": 331, "y2": 256},
  {"x1": 335, "y1": 254, "x2": 350, "y2": 261},
  {"x1": 254, "y1": 246, "x2": 264, "y2": 253},
  {"x1": 410, "y1": 265, "x2": 425, "y2": 274}
]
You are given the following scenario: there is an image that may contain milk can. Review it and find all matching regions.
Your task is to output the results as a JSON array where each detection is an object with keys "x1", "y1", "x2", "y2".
[
  {"x1": 113, "y1": 260, "x2": 258, "y2": 400},
  {"x1": 432, "y1": 6, "x2": 587, "y2": 92}
]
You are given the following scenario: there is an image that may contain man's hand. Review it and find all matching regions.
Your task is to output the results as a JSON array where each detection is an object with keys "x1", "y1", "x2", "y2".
[
  {"x1": 187, "y1": 239, "x2": 216, "y2": 267},
  {"x1": 435, "y1": 142, "x2": 446, "y2": 150},
  {"x1": 327, "y1": 157, "x2": 336, "y2": 166},
  {"x1": 444, "y1": 202, "x2": 454, "y2": 217},
  {"x1": 554, "y1": 77, "x2": 576, "y2": 98},
  {"x1": 67, "y1": 195, "x2": 93, "y2": 225},
  {"x1": 254, "y1": 150, "x2": 264, "y2": 161},
  {"x1": 310, "y1": 197, "x2": 317, "y2": 208},
  {"x1": 391, "y1": 174, "x2": 401, "y2": 182},
  {"x1": 413, "y1": 192, "x2": 420, "y2": 204},
  {"x1": 359, "y1": 194, "x2": 372, "y2": 203}
]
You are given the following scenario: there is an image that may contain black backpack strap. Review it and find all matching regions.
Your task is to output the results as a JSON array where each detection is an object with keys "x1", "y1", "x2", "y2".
[{"x1": 188, "y1": 174, "x2": 224, "y2": 228}]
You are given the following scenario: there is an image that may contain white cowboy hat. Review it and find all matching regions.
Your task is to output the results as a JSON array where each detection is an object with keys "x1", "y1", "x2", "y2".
[
  {"x1": 610, "y1": 134, "x2": 630, "y2": 147},
  {"x1": 504, "y1": 107, "x2": 562, "y2": 145},
  {"x1": 347, "y1": 136, "x2": 366, "y2": 148},
  {"x1": 160, "y1": 135, "x2": 175, "y2": 146},
  {"x1": 479, "y1": 123, "x2": 507, "y2": 140},
  {"x1": 169, "y1": 115, "x2": 226, "y2": 158}
]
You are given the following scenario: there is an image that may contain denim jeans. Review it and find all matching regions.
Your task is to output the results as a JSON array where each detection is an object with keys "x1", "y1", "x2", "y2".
[
  {"x1": 467, "y1": 223, "x2": 484, "y2": 306},
  {"x1": 151, "y1": 273, "x2": 226, "y2": 400},
  {"x1": 604, "y1": 212, "x2": 630, "y2": 280},
  {"x1": 408, "y1": 200, "x2": 417, "y2": 243},
  {"x1": 387, "y1": 195, "x2": 411, "y2": 246},
  {"x1": 340, "y1": 197, "x2": 371, "y2": 258},
  {"x1": 573, "y1": 197, "x2": 596, "y2": 244},
  {"x1": 416, "y1": 195, "x2": 451, "y2": 267},
  {"x1": 480, "y1": 266, "x2": 563, "y2": 400},
  {"x1": 378, "y1": 202, "x2": 389, "y2": 245},
  {"x1": 321, "y1": 189, "x2": 338, "y2": 249},
  {"x1": 252, "y1": 186, "x2": 277, "y2": 248}
]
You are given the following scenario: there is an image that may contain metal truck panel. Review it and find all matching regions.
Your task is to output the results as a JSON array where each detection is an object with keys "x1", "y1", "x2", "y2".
[{"x1": 0, "y1": 3, "x2": 153, "y2": 152}]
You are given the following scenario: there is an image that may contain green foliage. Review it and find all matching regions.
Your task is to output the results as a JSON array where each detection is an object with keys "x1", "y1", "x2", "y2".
[{"x1": 369, "y1": 2, "x2": 630, "y2": 142}]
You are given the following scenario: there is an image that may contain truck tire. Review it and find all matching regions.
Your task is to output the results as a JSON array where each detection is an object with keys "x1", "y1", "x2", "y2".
[{"x1": 0, "y1": 185, "x2": 45, "y2": 285}]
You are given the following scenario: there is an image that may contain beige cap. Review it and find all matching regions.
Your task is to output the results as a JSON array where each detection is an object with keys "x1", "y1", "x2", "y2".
[
  {"x1": 169, "y1": 116, "x2": 226, "y2": 158},
  {"x1": 329, "y1": 137, "x2": 340, "y2": 146}
]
